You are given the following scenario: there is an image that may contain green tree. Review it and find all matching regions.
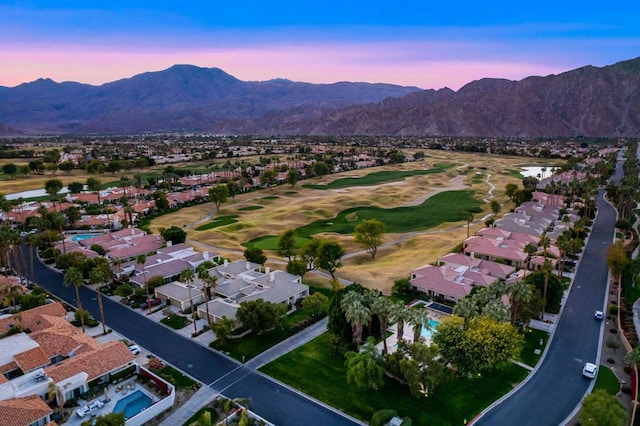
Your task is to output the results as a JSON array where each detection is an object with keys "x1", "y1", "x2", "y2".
[
  {"x1": 161, "y1": 226, "x2": 187, "y2": 245},
  {"x1": 19, "y1": 293, "x2": 46, "y2": 310},
  {"x1": 508, "y1": 280, "x2": 533, "y2": 326},
  {"x1": 344, "y1": 338, "x2": 384, "y2": 390},
  {"x1": 286, "y1": 258, "x2": 307, "y2": 279},
  {"x1": 505, "y1": 183, "x2": 518, "y2": 202},
  {"x1": 236, "y1": 299, "x2": 286, "y2": 334},
  {"x1": 278, "y1": 229, "x2": 296, "y2": 260},
  {"x1": 524, "y1": 270, "x2": 563, "y2": 314},
  {"x1": 179, "y1": 268, "x2": 198, "y2": 334},
  {"x1": 317, "y1": 240, "x2": 344, "y2": 281},
  {"x1": 2, "y1": 163, "x2": 17, "y2": 177},
  {"x1": 227, "y1": 181, "x2": 241, "y2": 201},
  {"x1": 208, "y1": 184, "x2": 229, "y2": 211},
  {"x1": 93, "y1": 412, "x2": 126, "y2": 426},
  {"x1": 312, "y1": 161, "x2": 331, "y2": 176},
  {"x1": 86, "y1": 177, "x2": 102, "y2": 206},
  {"x1": 607, "y1": 240, "x2": 628, "y2": 289},
  {"x1": 211, "y1": 316, "x2": 236, "y2": 345},
  {"x1": 433, "y1": 315, "x2": 523, "y2": 374},
  {"x1": 64, "y1": 267, "x2": 86, "y2": 332},
  {"x1": 67, "y1": 181, "x2": 84, "y2": 193},
  {"x1": 579, "y1": 389, "x2": 628, "y2": 426},
  {"x1": 371, "y1": 295, "x2": 394, "y2": 354},
  {"x1": 340, "y1": 291, "x2": 371, "y2": 350},
  {"x1": 260, "y1": 170, "x2": 278, "y2": 188},
  {"x1": 89, "y1": 267, "x2": 112, "y2": 334},
  {"x1": 115, "y1": 284, "x2": 133, "y2": 298},
  {"x1": 397, "y1": 341, "x2": 448, "y2": 398},
  {"x1": 301, "y1": 293, "x2": 329, "y2": 317},
  {"x1": 490, "y1": 200, "x2": 501, "y2": 216},
  {"x1": 136, "y1": 255, "x2": 151, "y2": 314},
  {"x1": 243, "y1": 247, "x2": 267, "y2": 266},
  {"x1": 44, "y1": 178, "x2": 63, "y2": 211},
  {"x1": 354, "y1": 218, "x2": 385, "y2": 259},
  {"x1": 286, "y1": 169, "x2": 301, "y2": 188},
  {"x1": 59, "y1": 161, "x2": 75, "y2": 174},
  {"x1": 301, "y1": 237, "x2": 321, "y2": 270}
]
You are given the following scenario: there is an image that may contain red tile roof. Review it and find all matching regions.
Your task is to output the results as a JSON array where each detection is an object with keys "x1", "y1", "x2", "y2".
[
  {"x1": 12, "y1": 347, "x2": 50, "y2": 372},
  {"x1": 0, "y1": 395, "x2": 52, "y2": 426},
  {"x1": 0, "y1": 302, "x2": 67, "y2": 334}
]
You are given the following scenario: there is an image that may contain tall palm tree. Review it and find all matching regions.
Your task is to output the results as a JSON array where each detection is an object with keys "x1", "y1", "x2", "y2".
[
  {"x1": 89, "y1": 267, "x2": 112, "y2": 335},
  {"x1": 197, "y1": 268, "x2": 217, "y2": 328},
  {"x1": 453, "y1": 296, "x2": 478, "y2": 328},
  {"x1": 508, "y1": 281, "x2": 533, "y2": 326},
  {"x1": 24, "y1": 233, "x2": 37, "y2": 281},
  {"x1": 392, "y1": 302, "x2": 410, "y2": 343},
  {"x1": 407, "y1": 307, "x2": 429, "y2": 343},
  {"x1": 44, "y1": 179, "x2": 63, "y2": 212},
  {"x1": 2, "y1": 281, "x2": 23, "y2": 330},
  {"x1": 180, "y1": 268, "x2": 198, "y2": 334},
  {"x1": 64, "y1": 267, "x2": 86, "y2": 332},
  {"x1": 541, "y1": 258, "x2": 554, "y2": 317},
  {"x1": 340, "y1": 291, "x2": 371, "y2": 350},
  {"x1": 47, "y1": 382, "x2": 63, "y2": 416},
  {"x1": 86, "y1": 177, "x2": 102, "y2": 207},
  {"x1": 136, "y1": 255, "x2": 151, "y2": 314},
  {"x1": 371, "y1": 295, "x2": 393, "y2": 354}
]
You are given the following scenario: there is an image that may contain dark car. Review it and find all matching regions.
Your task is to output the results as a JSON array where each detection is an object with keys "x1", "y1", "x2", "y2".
[{"x1": 140, "y1": 298, "x2": 162, "y2": 310}]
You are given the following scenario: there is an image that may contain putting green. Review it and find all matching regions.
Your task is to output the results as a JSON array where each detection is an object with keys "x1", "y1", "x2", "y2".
[{"x1": 194, "y1": 215, "x2": 239, "y2": 231}]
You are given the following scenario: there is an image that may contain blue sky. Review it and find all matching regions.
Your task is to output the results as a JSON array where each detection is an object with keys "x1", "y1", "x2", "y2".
[{"x1": 1, "y1": 1, "x2": 638, "y2": 89}]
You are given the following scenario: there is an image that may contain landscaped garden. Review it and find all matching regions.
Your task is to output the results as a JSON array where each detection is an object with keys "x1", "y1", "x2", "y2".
[
  {"x1": 260, "y1": 332, "x2": 528, "y2": 424},
  {"x1": 150, "y1": 364, "x2": 199, "y2": 390},
  {"x1": 594, "y1": 365, "x2": 621, "y2": 395},
  {"x1": 518, "y1": 328, "x2": 549, "y2": 367}
]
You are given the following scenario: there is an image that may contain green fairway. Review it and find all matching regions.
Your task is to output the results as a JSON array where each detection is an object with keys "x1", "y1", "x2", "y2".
[
  {"x1": 303, "y1": 163, "x2": 453, "y2": 190},
  {"x1": 238, "y1": 205, "x2": 264, "y2": 211},
  {"x1": 505, "y1": 170, "x2": 524, "y2": 179},
  {"x1": 194, "y1": 215, "x2": 239, "y2": 231},
  {"x1": 243, "y1": 234, "x2": 311, "y2": 250},
  {"x1": 296, "y1": 190, "x2": 482, "y2": 236},
  {"x1": 594, "y1": 365, "x2": 620, "y2": 395},
  {"x1": 260, "y1": 333, "x2": 528, "y2": 425},
  {"x1": 260, "y1": 196, "x2": 280, "y2": 200}
]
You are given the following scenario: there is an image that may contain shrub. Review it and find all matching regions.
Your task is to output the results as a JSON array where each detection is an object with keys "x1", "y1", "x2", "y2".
[
  {"x1": 610, "y1": 328, "x2": 618, "y2": 334},
  {"x1": 607, "y1": 357, "x2": 615, "y2": 364},
  {"x1": 606, "y1": 337, "x2": 620, "y2": 349},
  {"x1": 609, "y1": 304, "x2": 619, "y2": 315},
  {"x1": 370, "y1": 409, "x2": 398, "y2": 426}
]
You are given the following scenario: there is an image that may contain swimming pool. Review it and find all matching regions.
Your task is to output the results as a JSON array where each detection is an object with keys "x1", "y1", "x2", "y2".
[
  {"x1": 70, "y1": 234, "x2": 100, "y2": 242},
  {"x1": 420, "y1": 319, "x2": 440, "y2": 339},
  {"x1": 113, "y1": 390, "x2": 152, "y2": 419}
]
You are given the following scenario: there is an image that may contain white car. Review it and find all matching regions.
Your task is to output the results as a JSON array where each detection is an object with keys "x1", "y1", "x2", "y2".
[
  {"x1": 582, "y1": 362, "x2": 598, "y2": 379},
  {"x1": 128, "y1": 344, "x2": 140, "y2": 355},
  {"x1": 594, "y1": 311, "x2": 604, "y2": 320}
]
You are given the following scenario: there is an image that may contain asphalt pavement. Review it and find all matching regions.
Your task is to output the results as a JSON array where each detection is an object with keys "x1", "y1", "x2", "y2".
[
  {"x1": 474, "y1": 187, "x2": 617, "y2": 425},
  {"x1": 21, "y1": 246, "x2": 359, "y2": 426}
]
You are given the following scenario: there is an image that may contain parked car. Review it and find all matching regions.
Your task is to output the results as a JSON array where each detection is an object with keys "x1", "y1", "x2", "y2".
[
  {"x1": 594, "y1": 310, "x2": 604, "y2": 320},
  {"x1": 582, "y1": 362, "x2": 598, "y2": 379},
  {"x1": 140, "y1": 298, "x2": 162, "y2": 310},
  {"x1": 128, "y1": 344, "x2": 140, "y2": 355}
]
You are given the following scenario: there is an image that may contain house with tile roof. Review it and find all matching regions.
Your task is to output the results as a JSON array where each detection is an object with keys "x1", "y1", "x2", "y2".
[
  {"x1": 198, "y1": 263, "x2": 309, "y2": 325},
  {"x1": 0, "y1": 395, "x2": 53, "y2": 426},
  {"x1": 463, "y1": 235, "x2": 529, "y2": 268},
  {"x1": 409, "y1": 263, "x2": 500, "y2": 303}
]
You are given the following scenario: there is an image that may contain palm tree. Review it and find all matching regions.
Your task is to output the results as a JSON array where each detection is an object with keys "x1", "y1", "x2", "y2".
[
  {"x1": 541, "y1": 258, "x2": 554, "y2": 317},
  {"x1": 44, "y1": 178, "x2": 63, "y2": 212},
  {"x1": 340, "y1": 291, "x2": 371, "y2": 350},
  {"x1": 371, "y1": 295, "x2": 393, "y2": 354},
  {"x1": 24, "y1": 233, "x2": 37, "y2": 281},
  {"x1": 453, "y1": 296, "x2": 478, "y2": 328},
  {"x1": 89, "y1": 267, "x2": 112, "y2": 335},
  {"x1": 407, "y1": 307, "x2": 429, "y2": 343},
  {"x1": 64, "y1": 267, "x2": 86, "y2": 332},
  {"x1": 392, "y1": 302, "x2": 410, "y2": 343},
  {"x1": 625, "y1": 346, "x2": 640, "y2": 369},
  {"x1": 197, "y1": 268, "x2": 217, "y2": 328},
  {"x1": 86, "y1": 177, "x2": 102, "y2": 206},
  {"x1": 1, "y1": 281, "x2": 23, "y2": 329},
  {"x1": 47, "y1": 382, "x2": 63, "y2": 416},
  {"x1": 136, "y1": 255, "x2": 151, "y2": 314},
  {"x1": 180, "y1": 268, "x2": 198, "y2": 334},
  {"x1": 508, "y1": 281, "x2": 533, "y2": 326}
]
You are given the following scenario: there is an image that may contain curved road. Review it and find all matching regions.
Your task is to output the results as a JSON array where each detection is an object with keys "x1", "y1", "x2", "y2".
[
  {"x1": 475, "y1": 163, "x2": 623, "y2": 425},
  {"x1": 21, "y1": 248, "x2": 358, "y2": 426}
]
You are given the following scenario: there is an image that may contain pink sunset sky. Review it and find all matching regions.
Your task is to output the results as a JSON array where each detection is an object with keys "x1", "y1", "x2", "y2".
[{"x1": 1, "y1": 2, "x2": 638, "y2": 90}]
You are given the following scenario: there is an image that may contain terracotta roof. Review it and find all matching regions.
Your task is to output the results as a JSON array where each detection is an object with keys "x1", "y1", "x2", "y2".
[
  {"x1": 44, "y1": 341, "x2": 135, "y2": 383},
  {"x1": 0, "y1": 302, "x2": 67, "y2": 334},
  {"x1": 30, "y1": 315, "x2": 101, "y2": 358},
  {"x1": 0, "y1": 395, "x2": 52, "y2": 426},
  {"x1": 12, "y1": 347, "x2": 50, "y2": 372}
]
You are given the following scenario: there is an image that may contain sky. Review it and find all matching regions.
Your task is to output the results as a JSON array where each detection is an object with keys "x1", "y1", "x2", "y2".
[{"x1": 1, "y1": 1, "x2": 639, "y2": 90}]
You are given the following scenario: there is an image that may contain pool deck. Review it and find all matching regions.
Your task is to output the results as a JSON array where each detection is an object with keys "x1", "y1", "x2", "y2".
[
  {"x1": 63, "y1": 379, "x2": 159, "y2": 426},
  {"x1": 377, "y1": 302, "x2": 449, "y2": 353}
]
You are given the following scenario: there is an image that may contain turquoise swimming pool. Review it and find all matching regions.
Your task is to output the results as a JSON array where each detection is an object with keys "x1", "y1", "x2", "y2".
[
  {"x1": 420, "y1": 319, "x2": 440, "y2": 339},
  {"x1": 70, "y1": 234, "x2": 100, "y2": 242},
  {"x1": 113, "y1": 390, "x2": 152, "y2": 419}
]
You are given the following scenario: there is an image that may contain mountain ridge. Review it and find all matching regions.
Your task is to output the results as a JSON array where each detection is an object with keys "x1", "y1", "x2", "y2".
[{"x1": 1, "y1": 58, "x2": 639, "y2": 137}]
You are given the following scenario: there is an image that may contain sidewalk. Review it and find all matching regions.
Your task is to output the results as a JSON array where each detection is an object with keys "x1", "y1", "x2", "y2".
[{"x1": 159, "y1": 386, "x2": 219, "y2": 426}]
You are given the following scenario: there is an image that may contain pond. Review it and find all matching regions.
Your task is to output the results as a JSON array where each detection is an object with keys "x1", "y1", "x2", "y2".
[{"x1": 520, "y1": 166, "x2": 558, "y2": 179}]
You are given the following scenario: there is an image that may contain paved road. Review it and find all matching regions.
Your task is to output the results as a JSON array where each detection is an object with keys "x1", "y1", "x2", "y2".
[
  {"x1": 475, "y1": 190, "x2": 619, "y2": 423},
  {"x1": 22, "y1": 248, "x2": 358, "y2": 426}
]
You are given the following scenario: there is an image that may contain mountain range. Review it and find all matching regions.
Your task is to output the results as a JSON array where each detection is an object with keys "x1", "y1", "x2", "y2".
[{"x1": 1, "y1": 57, "x2": 639, "y2": 137}]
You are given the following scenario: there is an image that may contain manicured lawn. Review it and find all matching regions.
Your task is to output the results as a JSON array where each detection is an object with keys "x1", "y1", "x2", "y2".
[
  {"x1": 210, "y1": 308, "x2": 323, "y2": 361},
  {"x1": 260, "y1": 196, "x2": 280, "y2": 200},
  {"x1": 284, "y1": 191, "x2": 298, "y2": 195},
  {"x1": 195, "y1": 215, "x2": 239, "y2": 231},
  {"x1": 237, "y1": 205, "x2": 264, "y2": 211},
  {"x1": 296, "y1": 190, "x2": 482, "y2": 236},
  {"x1": 152, "y1": 365, "x2": 197, "y2": 390},
  {"x1": 595, "y1": 365, "x2": 621, "y2": 395},
  {"x1": 302, "y1": 163, "x2": 453, "y2": 190},
  {"x1": 243, "y1": 190, "x2": 482, "y2": 249},
  {"x1": 260, "y1": 333, "x2": 528, "y2": 425},
  {"x1": 184, "y1": 407, "x2": 220, "y2": 426},
  {"x1": 160, "y1": 314, "x2": 190, "y2": 329},
  {"x1": 505, "y1": 170, "x2": 524, "y2": 179},
  {"x1": 242, "y1": 234, "x2": 311, "y2": 250},
  {"x1": 518, "y1": 328, "x2": 549, "y2": 367}
]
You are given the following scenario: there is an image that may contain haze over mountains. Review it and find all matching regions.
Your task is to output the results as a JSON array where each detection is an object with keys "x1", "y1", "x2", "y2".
[{"x1": 1, "y1": 57, "x2": 639, "y2": 137}]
